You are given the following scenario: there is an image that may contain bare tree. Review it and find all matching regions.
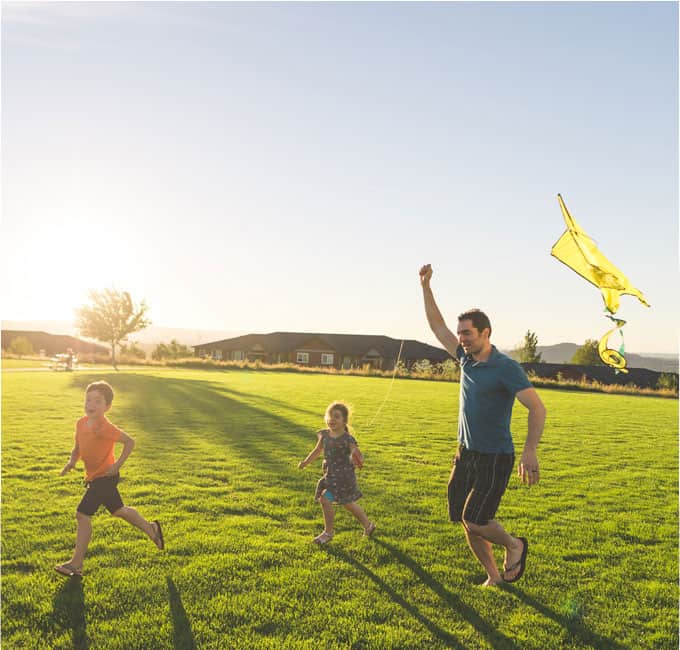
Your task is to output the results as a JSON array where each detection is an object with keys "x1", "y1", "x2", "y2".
[{"x1": 76, "y1": 289, "x2": 151, "y2": 369}]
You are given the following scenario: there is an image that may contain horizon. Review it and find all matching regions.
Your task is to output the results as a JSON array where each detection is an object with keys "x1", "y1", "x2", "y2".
[
  {"x1": 2, "y1": 3, "x2": 677, "y2": 355},
  {"x1": 2, "y1": 318, "x2": 677, "y2": 359}
]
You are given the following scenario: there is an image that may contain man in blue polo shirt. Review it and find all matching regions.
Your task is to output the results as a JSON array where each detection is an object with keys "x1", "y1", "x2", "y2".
[{"x1": 420, "y1": 264, "x2": 546, "y2": 586}]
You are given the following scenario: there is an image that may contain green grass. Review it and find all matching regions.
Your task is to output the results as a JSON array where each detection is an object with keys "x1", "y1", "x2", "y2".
[
  {"x1": 2, "y1": 368, "x2": 677, "y2": 649},
  {"x1": 1, "y1": 357, "x2": 53, "y2": 369}
]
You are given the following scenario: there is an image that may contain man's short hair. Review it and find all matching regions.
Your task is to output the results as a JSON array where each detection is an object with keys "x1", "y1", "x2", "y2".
[
  {"x1": 458, "y1": 309, "x2": 492, "y2": 336},
  {"x1": 86, "y1": 380, "x2": 114, "y2": 406}
]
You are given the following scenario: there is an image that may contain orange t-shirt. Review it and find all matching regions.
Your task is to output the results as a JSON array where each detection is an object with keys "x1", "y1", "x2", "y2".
[{"x1": 75, "y1": 416, "x2": 122, "y2": 481}]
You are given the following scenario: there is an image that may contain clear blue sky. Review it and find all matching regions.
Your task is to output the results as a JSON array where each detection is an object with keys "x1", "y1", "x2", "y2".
[{"x1": 2, "y1": 2, "x2": 677, "y2": 353}]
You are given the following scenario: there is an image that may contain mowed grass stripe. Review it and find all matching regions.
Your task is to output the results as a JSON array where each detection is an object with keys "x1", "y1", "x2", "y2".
[{"x1": 2, "y1": 369, "x2": 677, "y2": 649}]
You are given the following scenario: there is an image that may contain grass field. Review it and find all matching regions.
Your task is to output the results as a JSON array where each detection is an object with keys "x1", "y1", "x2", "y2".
[
  {"x1": 2, "y1": 357, "x2": 54, "y2": 369},
  {"x1": 2, "y1": 368, "x2": 677, "y2": 649}
]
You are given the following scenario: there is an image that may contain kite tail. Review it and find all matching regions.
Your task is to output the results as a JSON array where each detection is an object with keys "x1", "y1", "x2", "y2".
[{"x1": 598, "y1": 314, "x2": 628, "y2": 373}]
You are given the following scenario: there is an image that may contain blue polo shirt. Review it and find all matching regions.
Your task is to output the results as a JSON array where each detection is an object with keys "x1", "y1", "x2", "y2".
[{"x1": 456, "y1": 344, "x2": 532, "y2": 454}]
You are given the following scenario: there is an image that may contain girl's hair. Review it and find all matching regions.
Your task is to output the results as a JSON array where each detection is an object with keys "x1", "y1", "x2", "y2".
[{"x1": 325, "y1": 401, "x2": 353, "y2": 433}]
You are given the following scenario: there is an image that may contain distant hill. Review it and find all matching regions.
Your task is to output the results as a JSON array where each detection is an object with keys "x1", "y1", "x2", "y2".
[
  {"x1": 2, "y1": 320, "x2": 246, "y2": 356},
  {"x1": 504, "y1": 342, "x2": 678, "y2": 373},
  {"x1": 1, "y1": 329, "x2": 109, "y2": 356}
]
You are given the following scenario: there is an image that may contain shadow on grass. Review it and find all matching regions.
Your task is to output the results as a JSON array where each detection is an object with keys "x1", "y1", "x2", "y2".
[
  {"x1": 377, "y1": 538, "x2": 629, "y2": 649},
  {"x1": 68, "y1": 373, "x2": 314, "y2": 488},
  {"x1": 204, "y1": 382, "x2": 319, "y2": 420},
  {"x1": 326, "y1": 544, "x2": 496, "y2": 650},
  {"x1": 52, "y1": 577, "x2": 88, "y2": 649},
  {"x1": 372, "y1": 538, "x2": 520, "y2": 649},
  {"x1": 167, "y1": 577, "x2": 197, "y2": 650},
  {"x1": 505, "y1": 587, "x2": 629, "y2": 650}
]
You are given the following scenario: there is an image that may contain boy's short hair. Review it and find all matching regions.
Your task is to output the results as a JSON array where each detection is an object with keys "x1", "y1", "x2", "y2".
[
  {"x1": 86, "y1": 381, "x2": 114, "y2": 406},
  {"x1": 458, "y1": 309, "x2": 492, "y2": 336}
]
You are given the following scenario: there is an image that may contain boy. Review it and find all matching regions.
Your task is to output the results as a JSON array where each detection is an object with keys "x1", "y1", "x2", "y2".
[{"x1": 56, "y1": 380, "x2": 164, "y2": 577}]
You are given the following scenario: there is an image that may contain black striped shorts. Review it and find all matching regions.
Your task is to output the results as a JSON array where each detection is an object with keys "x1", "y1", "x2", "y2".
[{"x1": 448, "y1": 446, "x2": 514, "y2": 525}]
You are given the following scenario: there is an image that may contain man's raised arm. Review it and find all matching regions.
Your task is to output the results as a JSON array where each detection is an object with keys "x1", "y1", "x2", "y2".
[{"x1": 420, "y1": 264, "x2": 459, "y2": 357}]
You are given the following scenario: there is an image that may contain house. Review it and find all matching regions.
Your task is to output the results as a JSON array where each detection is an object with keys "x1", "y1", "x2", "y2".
[
  {"x1": 193, "y1": 332, "x2": 451, "y2": 370},
  {"x1": 1, "y1": 330, "x2": 109, "y2": 357}
]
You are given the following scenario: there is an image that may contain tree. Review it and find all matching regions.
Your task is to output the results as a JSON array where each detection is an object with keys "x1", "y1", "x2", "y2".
[
  {"x1": 152, "y1": 339, "x2": 193, "y2": 361},
  {"x1": 512, "y1": 330, "x2": 543, "y2": 363},
  {"x1": 656, "y1": 373, "x2": 678, "y2": 392},
  {"x1": 9, "y1": 336, "x2": 34, "y2": 357},
  {"x1": 76, "y1": 289, "x2": 151, "y2": 369},
  {"x1": 570, "y1": 339, "x2": 603, "y2": 366},
  {"x1": 435, "y1": 358, "x2": 460, "y2": 381},
  {"x1": 411, "y1": 359, "x2": 432, "y2": 374},
  {"x1": 120, "y1": 340, "x2": 146, "y2": 360}
]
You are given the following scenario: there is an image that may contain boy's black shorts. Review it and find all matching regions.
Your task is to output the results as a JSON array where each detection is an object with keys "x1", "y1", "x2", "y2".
[
  {"x1": 77, "y1": 474, "x2": 124, "y2": 516},
  {"x1": 448, "y1": 446, "x2": 514, "y2": 525}
]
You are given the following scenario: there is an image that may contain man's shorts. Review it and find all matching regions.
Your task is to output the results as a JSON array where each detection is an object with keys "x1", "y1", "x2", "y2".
[
  {"x1": 448, "y1": 446, "x2": 514, "y2": 526},
  {"x1": 77, "y1": 474, "x2": 124, "y2": 516}
]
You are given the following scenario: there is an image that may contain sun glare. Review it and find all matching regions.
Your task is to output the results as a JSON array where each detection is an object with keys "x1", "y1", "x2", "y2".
[{"x1": 9, "y1": 225, "x2": 138, "y2": 321}]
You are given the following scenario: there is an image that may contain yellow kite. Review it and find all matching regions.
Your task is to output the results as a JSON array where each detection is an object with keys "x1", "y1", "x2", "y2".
[
  {"x1": 551, "y1": 194, "x2": 650, "y2": 372},
  {"x1": 551, "y1": 194, "x2": 650, "y2": 314}
]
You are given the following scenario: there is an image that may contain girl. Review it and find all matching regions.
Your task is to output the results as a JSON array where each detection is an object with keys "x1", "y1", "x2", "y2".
[{"x1": 298, "y1": 401, "x2": 376, "y2": 544}]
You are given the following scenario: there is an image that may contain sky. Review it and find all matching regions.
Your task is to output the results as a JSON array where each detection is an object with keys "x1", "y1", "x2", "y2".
[{"x1": 2, "y1": 1, "x2": 678, "y2": 354}]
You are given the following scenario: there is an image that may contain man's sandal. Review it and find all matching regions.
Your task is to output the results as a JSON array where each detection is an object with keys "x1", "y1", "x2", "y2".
[
  {"x1": 55, "y1": 563, "x2": 82, "y2": 577},
  {"x1": 363, "y1": 522, "x2": 377, "y2": 537},
  {"x1": 502, "y1": 537, "x2": 528, "y2": 583},
  {"x1": 313, "y1": 531, "x2": 334, "y2": 544}
]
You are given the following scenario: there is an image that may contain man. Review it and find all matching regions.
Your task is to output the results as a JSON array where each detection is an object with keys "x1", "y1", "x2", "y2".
[{"x1": 420, "y1": 264, "x2": 546, "y2": 586}]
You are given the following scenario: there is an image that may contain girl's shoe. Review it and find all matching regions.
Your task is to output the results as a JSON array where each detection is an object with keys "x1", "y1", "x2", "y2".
[
  {"x1": 363, "y1": 522, "x2": 376, "y2": 537},
  {"x1": 313, "y1": 531, "x2": 334, "y2": 544}
]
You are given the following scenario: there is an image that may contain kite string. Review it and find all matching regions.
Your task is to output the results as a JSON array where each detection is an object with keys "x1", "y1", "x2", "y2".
[{"x1": 366, "y1": 339, "x2": 405, "y2": 430}]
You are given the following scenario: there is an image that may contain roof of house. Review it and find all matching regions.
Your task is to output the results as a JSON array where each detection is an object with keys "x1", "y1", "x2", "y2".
[{"x1": 193, "y1": 332, "x2": 450, "y2": 361}]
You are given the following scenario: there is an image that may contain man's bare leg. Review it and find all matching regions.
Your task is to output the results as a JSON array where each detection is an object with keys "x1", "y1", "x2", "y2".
[
  {"x1": 463, "y1": 523, "x2": 503, "y2": 586},
  {"x1": 465, "y1": 519, "x2": 524, "y2": 584}
]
